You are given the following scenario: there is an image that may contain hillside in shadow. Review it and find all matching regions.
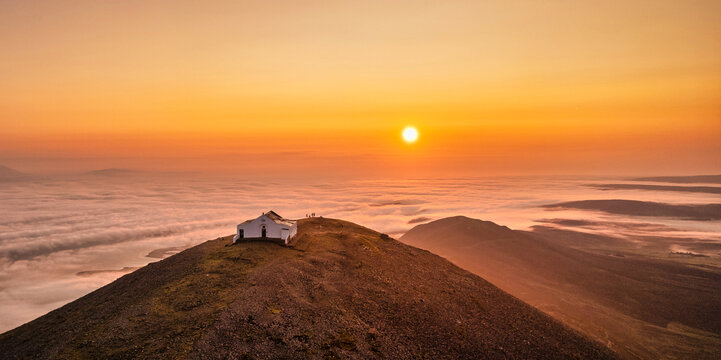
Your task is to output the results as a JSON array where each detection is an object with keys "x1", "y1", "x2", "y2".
[{"x1": 401, "y1": 216, "x2": 721, "y2": 359}]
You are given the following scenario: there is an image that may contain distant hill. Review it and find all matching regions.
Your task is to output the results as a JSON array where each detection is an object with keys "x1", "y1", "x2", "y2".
[
  {"x1": 0, "y1": 165, "x2": 24, "y2": 178},
  {"x1": 86, "y1": 168, "x2": 137, "y2": 176},
  {"x1": 633, "y1": 175, "x2": 721, "y2": 184},
  {"x1": 544, "y1": 199, "x2": 721, "y2": 220},
  {"x1": 401, "y1": 216, "x2": 721, "y2": 359},
  {"x1": 590, "y1": 183, "x2": 721, "y2": 195},
  {"x1": 0, "y1": 217, "x2": 615, "y2": 359}
]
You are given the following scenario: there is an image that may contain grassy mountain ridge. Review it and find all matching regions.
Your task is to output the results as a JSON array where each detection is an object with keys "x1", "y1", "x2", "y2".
[
  {"x1": 400, "y1": 216, "x2": 721, "y2": 359},
  {"x1": 0, "y1": 217, "x2": 615, "y2": 359}
]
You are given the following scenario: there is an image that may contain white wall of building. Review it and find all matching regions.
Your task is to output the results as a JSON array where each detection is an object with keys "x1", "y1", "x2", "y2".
[{"x1": 234, "y1": 214, "x2": 297, "y2": 244}]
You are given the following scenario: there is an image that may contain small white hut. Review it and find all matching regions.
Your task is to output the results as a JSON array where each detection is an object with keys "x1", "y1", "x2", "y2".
[{"x1": 233, "y1": 211, "x2": 297, "y2": 245}]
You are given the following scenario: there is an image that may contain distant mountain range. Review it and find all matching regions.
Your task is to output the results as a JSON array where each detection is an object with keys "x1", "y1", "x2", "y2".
[
  {"x1": 544, "y1": 199, "x2": 721, "y2": 220},
  {"x1": 0, "y1": 166, "x2": 144, "y2": 178},
  {"x1": 85, "y1": 168, "x2": 138, "y2": 176},
  {"x1": 632, "y1": 174, "x2": 721, "y2": 184},
  {"x1": 0, "y1": 217, "x2": 615, "y2": 359},
  {"x1": 591, "y1": 183, "x2": 721, "y2": 195}
]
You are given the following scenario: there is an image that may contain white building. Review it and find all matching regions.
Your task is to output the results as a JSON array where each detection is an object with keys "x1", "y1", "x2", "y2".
[{"x1": 233, "y1": 211, "x2": 297, "y2": 245}]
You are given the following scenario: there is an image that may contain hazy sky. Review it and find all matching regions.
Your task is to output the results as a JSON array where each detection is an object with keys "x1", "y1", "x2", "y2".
[{"x1": 1, "y1": 0, "x2": 720, "y2": 176}]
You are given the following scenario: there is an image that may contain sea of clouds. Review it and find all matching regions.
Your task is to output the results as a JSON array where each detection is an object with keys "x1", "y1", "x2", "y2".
[{"x1": 1, "y1": 173, "x2": 719, "y2": 332}]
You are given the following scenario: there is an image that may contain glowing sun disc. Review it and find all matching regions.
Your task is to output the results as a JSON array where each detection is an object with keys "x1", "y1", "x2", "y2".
[{"x1": 402, "y1": 126, "x2": 419, "y2": 143}]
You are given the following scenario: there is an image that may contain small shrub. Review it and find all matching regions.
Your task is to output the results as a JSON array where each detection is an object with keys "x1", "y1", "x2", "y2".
[
  {"x1": 330, "y1": 332, "x2": 357, "y2": 351},
  {"x1": 292, "y1": 332, "x2": 311, "y2": 343}
]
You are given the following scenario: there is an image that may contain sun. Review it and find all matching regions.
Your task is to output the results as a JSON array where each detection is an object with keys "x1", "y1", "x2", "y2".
[{"x1": 402, "y1": 126, "x2": 419, "y2": 143}]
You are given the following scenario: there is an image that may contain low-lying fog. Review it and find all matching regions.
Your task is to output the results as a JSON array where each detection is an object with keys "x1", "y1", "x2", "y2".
[{"x1": 1, "y1": 172, "x2": 719, "y2": 332}]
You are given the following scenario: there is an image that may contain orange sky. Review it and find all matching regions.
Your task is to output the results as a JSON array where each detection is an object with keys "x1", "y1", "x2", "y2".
[{"x1": 1, "y1": 0, "x2": 720, "y2": 176}]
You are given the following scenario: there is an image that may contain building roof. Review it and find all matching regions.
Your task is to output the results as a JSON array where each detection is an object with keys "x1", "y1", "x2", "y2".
[
  {"x1": 238, "y1": 210, "x2": 296, "y2": 227},
  {"x1": 264, "y1": 210, "x2": 296, "y2": 227},
  {"x1": 264, "y1": 210, "x2": 283, "y2": 221}
]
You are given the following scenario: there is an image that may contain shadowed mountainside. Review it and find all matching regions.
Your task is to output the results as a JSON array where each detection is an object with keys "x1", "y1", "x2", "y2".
[
  {"x1": 400, "y1": 216, "x2": 721, "y2": 360},
  {"x1": 0, "y1": 217, "x2": 616, "y2": 359},
  {"x1": 544, "y1": 199, "x2": 721, "y2": 220}
]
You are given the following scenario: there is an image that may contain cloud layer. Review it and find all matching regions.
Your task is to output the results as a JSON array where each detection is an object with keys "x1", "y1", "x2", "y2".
[{"x1": 1, "y1": 173, "x2": 719, "y2": 332}]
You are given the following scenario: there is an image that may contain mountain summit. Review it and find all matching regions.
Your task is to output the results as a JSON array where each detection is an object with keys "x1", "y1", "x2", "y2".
[{"x1": 0, "y1": 217, "x2": 616, "y2": 359}]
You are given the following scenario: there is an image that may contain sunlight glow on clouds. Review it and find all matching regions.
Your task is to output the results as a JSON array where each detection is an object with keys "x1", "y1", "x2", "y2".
[{"x1": 1, "y1": 173, "x2": 719, "y2": 331}]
